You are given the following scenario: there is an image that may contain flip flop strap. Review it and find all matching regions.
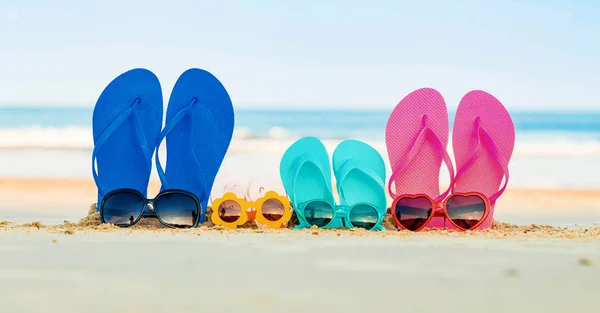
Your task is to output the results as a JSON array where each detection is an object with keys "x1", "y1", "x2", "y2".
[
  {"x1": 290, "y1": 152, "x2": 332, "y2": 208},
  {"x1": 91, "y1": 99, "x2": 152, "y2": 197},
  {"x1": 387, "y1": 115, "x2": 455, "y2": 202},
  {"x1": 453, "y1": 117, "x2": 509, "y2": 204},
  {"x1": 336, "y1": 159, "x2": 384, "y2": 202},
  {"x1": 154, "y1": 98, "x2": 208, "y2": 201},
  {"x1": 222, "y1": 181, "x2": 248, "y2": 201},
  {"x1": 246, "y1": 180, "x2": 267, "y2": 202}
]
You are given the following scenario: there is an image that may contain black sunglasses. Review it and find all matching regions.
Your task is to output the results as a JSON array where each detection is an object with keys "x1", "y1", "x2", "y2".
[{"x1": 99, "y1": 188, "x2": 202, "y2": 228}]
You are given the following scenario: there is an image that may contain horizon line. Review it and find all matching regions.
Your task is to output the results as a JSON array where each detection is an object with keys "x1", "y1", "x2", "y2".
[{"x1": 0, "y1": 102, "x2": 599, "y2": 113}]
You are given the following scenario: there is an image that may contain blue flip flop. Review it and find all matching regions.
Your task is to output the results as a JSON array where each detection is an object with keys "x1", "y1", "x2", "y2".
[
  {"x1": 279, "y1": 136, "x2": 335, "y2": 230},
  {"x1": 92, "y1": 68, "x2": 163, "y2": 208},
  {"x1": 155, "y1": 68, "x2": 234, "y2": 223},
  {"x1": 332, "y1": 140, "x2": 387, "y2": 230}
]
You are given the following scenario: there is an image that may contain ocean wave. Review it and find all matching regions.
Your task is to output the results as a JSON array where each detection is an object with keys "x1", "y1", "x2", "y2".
[
  {"x1": 0, "y1": 126, "x2": 297, "y2": 150},
  {"x1": 0, "y1": 126, "x2": 92, "y2": 150},
  {"x1": 232, "y1": 126, "x2": 291, "y2": 140},
  {"x1": 0, "y1": 126, "x2": 600, "y2": 157}
]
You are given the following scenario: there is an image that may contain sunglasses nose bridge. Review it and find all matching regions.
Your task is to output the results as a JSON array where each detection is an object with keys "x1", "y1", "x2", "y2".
[
  {"x1": 432, "y1": 206, "x2": 445, "y2": 218},
  {"x1": 332, "y1": 207, "x2": 352, "y2": 227}
]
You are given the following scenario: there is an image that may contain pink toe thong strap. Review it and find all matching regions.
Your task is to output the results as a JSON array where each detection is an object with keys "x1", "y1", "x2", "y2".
[
  {"x1": 453, "y1": 117, "x2": 510, "y2": 204},
  {"x1": 387, "y1": 115, "x2": 455, "y2": 202}
]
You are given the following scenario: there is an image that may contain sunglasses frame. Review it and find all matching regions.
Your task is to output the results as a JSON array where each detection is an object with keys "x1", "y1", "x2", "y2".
[
  {"x1": 296, "y1": 200, "x2": 385, "y2": 231},
  {"x1": 390, "y1": 191, "x2": 490, "y2": 232},
  {"x1": 99, "y1": 188, "x2": 202, "y2": 229},
  {"x1": 211, "y1": 190, "x2": 292, "y2": 229}
]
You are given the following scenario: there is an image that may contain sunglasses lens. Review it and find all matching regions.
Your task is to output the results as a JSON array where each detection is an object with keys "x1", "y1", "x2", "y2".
[
  {"x1": 394, "y1": 197, "x2": 433, "y2": 231},
  {"x1": 101, "y1": 192, "x2": 145, "y2": 226},
  {"x1": 154, "y1": 193, "x2": 200, "y2": 228},
  {"x1": 217, "y1": 200, "x2": 242, "y2": 223},
  {"x1": 304, "y1": 201, "x2": 333, "y2": 227},
  {"x1": 445, "y1": 195, "x2": 486, "y2": 230},
  {"x1": 349, "y1": 205, "x2": 378, "y2": 230},
  {"x1": 262, "y1": 199, "x2": 285, "y2": 221}
]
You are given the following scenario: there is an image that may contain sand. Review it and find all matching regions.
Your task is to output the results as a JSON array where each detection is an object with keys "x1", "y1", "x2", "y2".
[
  {"x1": 1, "y1": 229, "x2": 599, "y2": 313},
  {"x1": 2, "y1": 177, "x2": 600, "y2": 215},
  {"x1": 1, "y1": 177, "x2": 600, "y2": 313},
  {"x1": 1, "y1": 176, "x2": 600, "y2": 234}
]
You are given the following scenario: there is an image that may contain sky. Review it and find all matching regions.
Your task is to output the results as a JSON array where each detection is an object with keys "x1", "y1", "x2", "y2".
[{"x1": 0, "y1": 0, "x2": 599, "y2": 111}]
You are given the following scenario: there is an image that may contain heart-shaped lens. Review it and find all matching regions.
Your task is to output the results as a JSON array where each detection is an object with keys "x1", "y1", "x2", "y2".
[
  {"x1": 303, "y1": 201, "x2": 334, "y2": 227},
  {"x1": 394, "y1": 196, "x2": 433, "y2": 231},
  {"x1": 445, "y1": 194, "x2": 486, "y2": 230}
]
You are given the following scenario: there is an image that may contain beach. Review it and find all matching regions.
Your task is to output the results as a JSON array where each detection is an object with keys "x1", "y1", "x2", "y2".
[
  {"x1": 1, "y1": 165, "x2": 600, "y2": 313},
  {"x1": 3, "y1": 0, "x2": 600, "y2": 309},
  {"x1": 1, "y1": 175, "x2": 600, "y2": 313},
  {"x1": 1, "y1": 109, "x2": 600, "y2": 313},
  {"x1": 1, "y1": 176, "x2": 600, "y2": 226},
  {"x1": 2, "y1": 134, "x2": 600, "y2": 227},
  {"x1": 1, "y1": 224, "x2": 600, "y2": 313}
]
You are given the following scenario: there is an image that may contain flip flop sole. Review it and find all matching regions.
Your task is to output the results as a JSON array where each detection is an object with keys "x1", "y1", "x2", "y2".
[
  {"x1": 385, "y1": 88, "x2": 450, "y2": 228},
  {"x1": 92, "y1": 68, "x2": 163, "y2": 206},
  {"x1": 452, "y1": 90, "x2": 515, "y2": 229},
  {"x1": 279, "y1": 137, "x2": 334, "y2": 229},
  {"x1": 332, "y1": 139, "x2": 386, "y2": 230},
  {"x1": 162, "y1": 69, "x2": 234, "y2": 213}
]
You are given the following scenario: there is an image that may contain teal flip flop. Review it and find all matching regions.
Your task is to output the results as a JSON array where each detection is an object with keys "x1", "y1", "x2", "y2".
[
  {"x1": 332, "y1": 140, "x2": 387, "y2": 230},
  {"x1": 279, "y1": 137, "x2": 335, "y2": 230}
]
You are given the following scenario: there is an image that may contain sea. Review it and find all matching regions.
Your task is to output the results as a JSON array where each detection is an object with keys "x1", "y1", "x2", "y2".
[{"x1": 0, "y1": 107, "x2": 599, "y2": 189}]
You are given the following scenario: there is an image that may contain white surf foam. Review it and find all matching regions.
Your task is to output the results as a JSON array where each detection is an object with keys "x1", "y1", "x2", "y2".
[
  {"x1": 1, "y1": 126, "x2": 600, "y2": 158},
  {"x1": 0, "y1": 126, "x2": 91, "y2": 150}
]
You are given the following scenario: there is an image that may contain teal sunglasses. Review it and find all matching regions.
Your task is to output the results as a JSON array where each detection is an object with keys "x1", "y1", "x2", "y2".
[{"x1": 293, "y1": 200, "x2": 385, "y2": 230}]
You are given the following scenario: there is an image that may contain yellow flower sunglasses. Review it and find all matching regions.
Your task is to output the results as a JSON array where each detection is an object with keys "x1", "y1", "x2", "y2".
[{"x1": 210, "y1": 183, "x2": 292, "y2": 229}]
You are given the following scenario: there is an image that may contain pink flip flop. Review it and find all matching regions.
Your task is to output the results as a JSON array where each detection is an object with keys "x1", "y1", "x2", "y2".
[
  {"x1": 386, "y1": 88, "x2": 455, "y2": 229},
  {"x1": 452, "y1": 90, "x2": 515, "y2": 229}
]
